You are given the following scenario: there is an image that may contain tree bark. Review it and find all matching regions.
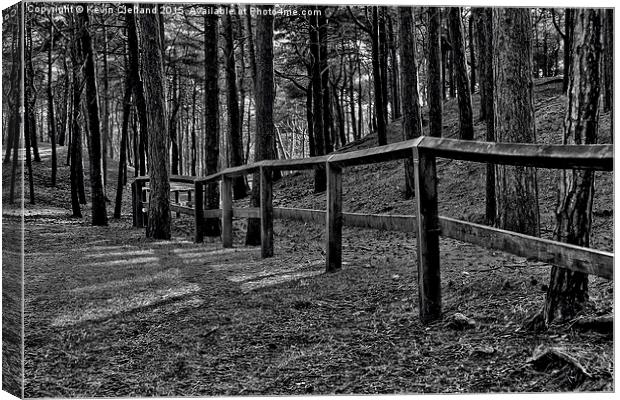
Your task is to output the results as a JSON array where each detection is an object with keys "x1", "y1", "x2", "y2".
[
  {"x1": 449, "y1": 7, "x2": 474, "y2": 140},
  {"x1": 475, "y1": 8, "x2": 496, "y2": 225},
  {"x1": 371, "y1": 7, "x2": 387, "y2": 145},
  {"x1": 469, "y1": 13, "x2": 476, "y2": 93},
  {"x1": 427, "y1": 7, "x2": 443, "y2": 137},
  {"x1": 246, "y1": 8, "x2": 275, "y2": 246},
  {"x1": 137, "y1": 11, "x2": 171, "y2": 239},
  {"x1": 169, "y1": 67, "x2": 180, "y2": 175},
  {"x1": 223, "y1": 13, "x2": 247, "y2": 200},
  {"x1": 204, "y1": 14, "x2": 221, "y2": 236},
  {"x1": 78, "y1": 6, "x2": 108, "y2": 226},
  {"x1": 114, "y1": 59, "x2": 132, "y2": 219},
  {"x1": 399, "y1": 7, "x2": 424, "y2": 198},
  {"x1": 126, "y1": 10, "x2": 149, "y2": 177},
  {"x1": 310, "y1": 10, "x2": 326, "y2": 192},
  {"x1": 544, "y1": 9, "x2": 602, "y2": 326},
  {"x1": 493, "y1": 8, "x2": 539, "y2": 236},
  {"x1": 602, "y1": 9, "x2": 613, "y2": 115},
  {"x1": 388, "y1": 13, "x2": 401, "y2": 120},
  {"x1": 48, "y1": 19, "x2": 57, "y2": 186}
]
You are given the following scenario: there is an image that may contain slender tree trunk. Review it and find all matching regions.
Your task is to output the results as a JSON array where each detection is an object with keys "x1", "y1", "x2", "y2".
[
  {"x1": 48, "y1": 20, "x2": 57, "y2": 186},
  {"x1": 399, "y1": 7, "x2": 424, "y2": 198},
  {"x1": 169, "y1": 67, "x2": 180, "y2": 175},
  {"x1": 371, "y1": 7, "x2": 388, "y2": 145},
  {"x1": 493, "y1": 8, "x2": 539, "y2": 236},
  {"x1": 602, "y1": 9, "x2": 613, "y2": 116},
  {"x1": 101, "y1": 23, "x2": 109, "y2": 188},
  {"x1": 126, "y1": 10, "x2": 149, "y2": 177},
  {"x1": 563, "y1": 9, "x2": 574, "y2": 92},
  {"x1": 543, "y1": 9, "x2": 602, "y2": 326},
  {"x1": 427, "y1": 7, "x2": 443, "y2": 137},
  {"x1": 449, "y1": 7, "x2": 474, "y2": 140},
  {"x1": 114, "y1": 62, "x2": 132, "y2": 219},
  {"x1": 310, "y1": 10, "x2": 326, "y2": 192},
  {"x1": 191, "y1": 86, "x2": 197, "y2": 176},
  {"x1": 319, "y1": 10, "x2": 333, "y2": 154},
  {"x1": 223, "y1": 13, "x2": 247, "y2": 199},
  {"x1": 204, "y1": 14, "x2": 221, "y2": 236},
  {"x1": 388, "y1": 13, "x2": 401, "y2": 120},
  {"x1": 469, "y1": 13, "x2": 476, "y2": 93},
  {"x1": 378, "y1": 7, "x2": 389, "y2": 122},
  {"x1": 246, "y1": 7, "x2": 274, "y2": 245},
  {"x1": 475, "y1": 8, "x2": 496, "y2": 224},
  {"x1": 25, "y1": 17, "x2": 40, "y2": 163},
  {"x1": 78, "y1": 6, "x2": 107, "y2": 226}
]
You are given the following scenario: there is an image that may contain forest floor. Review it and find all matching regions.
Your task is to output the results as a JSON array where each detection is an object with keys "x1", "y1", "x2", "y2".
[{"x1": 4, "y1": 81, "x2": 614, "y2": 396}]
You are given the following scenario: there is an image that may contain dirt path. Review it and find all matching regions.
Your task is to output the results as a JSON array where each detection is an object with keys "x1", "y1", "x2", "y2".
[{"x1": 22, "y1": 205, "x2": 612, "y2": 396}]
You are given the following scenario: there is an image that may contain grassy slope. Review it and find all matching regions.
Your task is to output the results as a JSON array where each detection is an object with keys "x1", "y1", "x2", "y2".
[{"x1": 6, "y1": 81, "x2": 614, "y2": 396}]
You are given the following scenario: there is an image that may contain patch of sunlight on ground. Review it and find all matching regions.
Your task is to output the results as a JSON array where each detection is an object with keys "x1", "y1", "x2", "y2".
[
  {"x1": 87, "y1": 245, "x2": 134, "y2": 251},
  {"x1": 172, "y1": 247, "x2": 257, "y2": 257},
  {"x1": 84, "y1": 249, "x2": 155, "y2": 259},
  {"x1": 23, "y1": 208, "x2": 67, "y2": 217},
  {"x1": 241, "y1": 270, "x2": 323, "y2": 293},
  {"x1": 208, "y1": 262, "x2": 259, "y2": 272},
  {"x1": 70, "y1": 268, "x2": 180, "y2": 294},
  {"x1": 83, "y1": 256, "x2": 159, "y2": 268},
  {"x1": 228, "y1": 260, "x2": 324, "y2": 283},
  {"x1": 149, "y1": 297, "x2": 204, "y2": 315},
  {"x1": 51, "y1": 282, "x2": 201, "y2": 327}
]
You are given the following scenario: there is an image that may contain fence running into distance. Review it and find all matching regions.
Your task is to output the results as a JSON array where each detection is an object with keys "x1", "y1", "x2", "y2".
[{"x1": 133, "y1": 136, "x2": 613, "y2": 323}]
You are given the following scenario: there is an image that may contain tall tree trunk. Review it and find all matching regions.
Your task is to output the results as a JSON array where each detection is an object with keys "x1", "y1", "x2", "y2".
[
  {"x1": 475, "y1": 8, "x2": 496, "y2": 224},
  {"x1": 247, "y1": 8, "x2": 275, "y2": 245},
  {"x1": 602, "y1": 9, "x2": 613, "y2": 117},
  {"x1": 449, "y1": 7, "x2": 474, "y2": 140},
  {"x1": 101, "y1": 23, "x2": 109, "y2": 188},
  {"x1": 48, "y1": 20, "x2": 57, "y2": 187},
  {"x1": 399, "y1": 7, "x2": 424, "y2": 198},
  {"x1": 78, "y1": 6, "x2": 107, "y2": 226},
  {"x1": 126, "y1": 10, "x2": 149, "y2": 177},
  {"x1": 378, "y1": 7, "x2": 389, "y2": 122},
  {"x1": 388, "y1": 13, "x2": 401, "y2": 120},
  {"x1": 223, "y1": 13, "x2": 247, "y2": 199},
  {"x1": 493, "y1": 8, "x2": 539, "y2": 236},
  {"x1": 427, "y1": 7, "x2": 443, "y2": 137},
  {"x1": 319, "y1": 10, "x2": 333, "y2": 154},
  {"x1": 372, "y1": 7, "x2": 388, "y2": 145},
  {"x1": 25, "y1": 16, "x2": 40, "y2": 163},
  {"x1": 204, "y1": 14, "x2": 221, "y2": 236},
  {"x1": 191, "y1": 86, "x2": 197, "y2": 176},
  {"x1": 469, "y1": 13, "x2": 476, "y2": 93},
  {"x1": 348, "y1": 55, "x2": 358, "y2": 140},
  {"x1": 169, "y1": 67, "x2": 180, "y2": 175},
  {"x1": 543, "y1": 8, "x2": 602, "y2": 326},
  {"x1": 310, "y1": 10, "x2": 326, "y2": 192},
  {"x1": 137, "y1": 11, "x2": 170, "y2": 239},
  {"x1": 563, "y1": 9, "x2": 574, "y2": 92},
  {"x1": 114, "y1": 60, "x2": 132, "y2": 219}
]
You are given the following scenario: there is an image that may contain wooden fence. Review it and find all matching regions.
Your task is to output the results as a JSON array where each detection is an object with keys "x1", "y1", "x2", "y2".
[{"x1": 133, "y1": 136, "x2": 613, "y2": 323}]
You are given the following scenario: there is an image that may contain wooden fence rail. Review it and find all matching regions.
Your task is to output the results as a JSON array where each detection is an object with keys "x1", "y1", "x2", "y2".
[{"x1": 133, "y1": 136, "x2": 613, "y2": 323}]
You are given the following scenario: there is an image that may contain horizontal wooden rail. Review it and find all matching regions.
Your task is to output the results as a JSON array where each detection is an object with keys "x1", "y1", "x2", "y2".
[
  {"x1": 167, "y1": 205, "x2": 612, "y2": 280},
  {"x1": 418, "y1": 137, "x2": 613, "y2": 171}
]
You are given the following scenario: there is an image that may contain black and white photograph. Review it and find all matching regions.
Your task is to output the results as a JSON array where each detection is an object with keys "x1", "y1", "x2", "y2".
[{"x1": 1, "y1": 0, "x2": 615, "y2": 397}]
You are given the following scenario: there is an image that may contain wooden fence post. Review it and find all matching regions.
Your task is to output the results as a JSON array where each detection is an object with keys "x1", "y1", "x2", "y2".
[
  {"x1": 222, "y1": 176, "x2": 233, "y2": 248},
  {"x1": 131, "y1": 180, "x2": 138, "y2": 227},
  {"x1": 194, "y1": 181, "x2": 204, "y2": 243},
  {"x1": 412, "y1": 147, "x2": 441, "y2": 323},
  {"x1": 174, "y1": 190, "x2": 180, "y2": 217},
  {"x1": 326, "y1": 160, "x2": 343, "y2": 272},
  {"x1": 260, "y1": 166, "x2": 274, "y2": 258}
]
